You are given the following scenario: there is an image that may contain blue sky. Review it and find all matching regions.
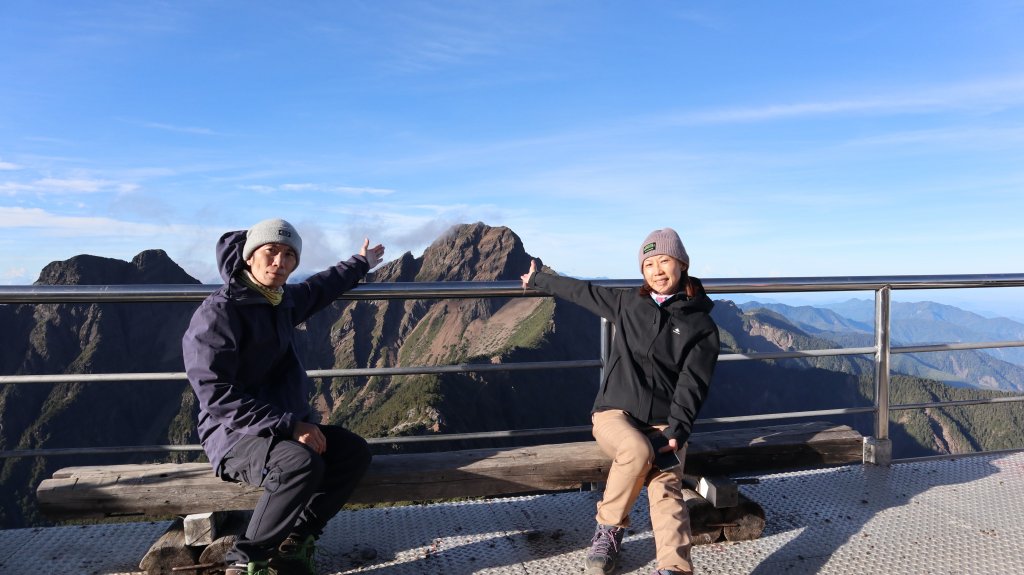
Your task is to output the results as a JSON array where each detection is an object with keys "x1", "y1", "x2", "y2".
[{"x1": 3, "y1": 1, "x2": 1024, "y2": 313}]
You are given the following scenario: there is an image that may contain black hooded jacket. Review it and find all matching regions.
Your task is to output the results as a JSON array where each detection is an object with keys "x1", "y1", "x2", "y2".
[{"x1": 528, "y1": 272, "x2": 719, "y2": 444}]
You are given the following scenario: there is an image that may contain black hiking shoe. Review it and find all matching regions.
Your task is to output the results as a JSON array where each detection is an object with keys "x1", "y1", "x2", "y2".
[
  {"x1": 223, "y1": 560, "x2": 272, "y2": 575},
  {"x1": 270, "y1": 534, "x2": 317, "y2": 575}
]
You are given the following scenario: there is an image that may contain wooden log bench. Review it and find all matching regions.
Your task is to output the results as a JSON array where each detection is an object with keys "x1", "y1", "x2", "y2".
[
  {"x1": 36, "y1": 421, "x2": 863, "y2": 573},
  {"x1": 37, "y1": 421, "x2": 863, "y2": 520}
]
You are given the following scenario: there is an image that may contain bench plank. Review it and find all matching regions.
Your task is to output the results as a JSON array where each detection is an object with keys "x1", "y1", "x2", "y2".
[{"x1": 36, "y1": 422, "x2": 862, "y2": 520}]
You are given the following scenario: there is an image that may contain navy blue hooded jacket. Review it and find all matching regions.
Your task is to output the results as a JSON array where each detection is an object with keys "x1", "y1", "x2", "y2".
[{"x1": 182, "y1": 229, "x2": 370, "y2": 474}]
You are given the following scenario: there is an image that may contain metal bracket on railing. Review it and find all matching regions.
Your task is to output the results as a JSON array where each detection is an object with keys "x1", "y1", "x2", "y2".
[{"x1": 863, "y1": 436, "x2": 892, "y2": 466}]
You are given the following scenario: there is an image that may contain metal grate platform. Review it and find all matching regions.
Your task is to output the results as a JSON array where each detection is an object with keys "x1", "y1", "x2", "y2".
[{"x1": 4, "y1": 450, "x2": 1024, "y2": 574}]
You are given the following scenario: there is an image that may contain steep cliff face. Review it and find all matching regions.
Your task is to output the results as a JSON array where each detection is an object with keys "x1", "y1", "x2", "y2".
[{"x1": 0, "y1": 250, "x2": 201, "y2": 528}]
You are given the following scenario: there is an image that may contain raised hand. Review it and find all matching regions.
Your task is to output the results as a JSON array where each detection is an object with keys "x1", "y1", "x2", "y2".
[
  {"x1": 361, "y1": 238, "x2": 386, "y2": 269},
  {"x1": 520, "y1": 259, "x2": 538, "y2": 288}
]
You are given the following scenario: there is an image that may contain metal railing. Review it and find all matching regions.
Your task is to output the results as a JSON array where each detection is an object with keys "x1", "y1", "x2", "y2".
[{"x1": 3, "y1": 273, "x2": 1024, "y2": 463}]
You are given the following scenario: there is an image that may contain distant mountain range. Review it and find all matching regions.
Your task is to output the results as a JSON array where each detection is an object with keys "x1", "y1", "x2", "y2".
[
  {"x1": 737, "y1": 300, "x2": 1024, "y2": 391},
  {"x1": 2, "y1": 222, "x2": 1024, "y2": 530}
]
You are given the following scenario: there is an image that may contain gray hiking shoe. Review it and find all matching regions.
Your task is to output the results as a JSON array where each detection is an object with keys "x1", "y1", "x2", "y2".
[{"x1": 584, "y1": 524, "x2": 625, "y2": 574}]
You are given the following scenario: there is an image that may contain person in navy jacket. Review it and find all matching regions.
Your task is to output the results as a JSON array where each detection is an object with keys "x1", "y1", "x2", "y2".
[
  {"x1": 521, "y1": 228, "x2": 719, "y2": 575},
  {"x1": 182, "y1": 218, "x2": 384, "y2": 575}
]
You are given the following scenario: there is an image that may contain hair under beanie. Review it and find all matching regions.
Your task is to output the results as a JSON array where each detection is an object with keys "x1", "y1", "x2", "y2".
[
  {"x1": 242, "y1": 218, "x2": 302, "y2": 263},
  {"x1": 638, "y1": 227, "x2": 689, "y2": 270}
]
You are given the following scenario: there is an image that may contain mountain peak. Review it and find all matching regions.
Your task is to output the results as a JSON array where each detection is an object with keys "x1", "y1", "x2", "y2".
[
  {"x1": 35, "y1": 250, "x2": 200, "y2": 286},
  {"x1": 412, "y1": 222, "x2": 532, "y2": 282}
]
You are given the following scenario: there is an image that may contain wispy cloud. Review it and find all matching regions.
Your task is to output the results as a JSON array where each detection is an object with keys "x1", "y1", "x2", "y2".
[
  {"x1": 32, "y1": 178, "x2": 139, "y2": 194},
  {"x1": 844, "y1": 124, "x2": 1024, "y2": 148},
  {"x1": 0, "y1": 205, "x2": 199, "y2": 241},
  {"x1": 0, "y1": 160, "x2": 21, "y2": 170},
  {"x1": 328, "y1": 185, "x2": 395, "y2": 196},
  {"x1": 0, "y1": 182, "x2": 33, "y2": 194},
  {"x1": 330, "y1": 3, "x2": 545, "y2": 73},
  {"x1": 1, "y1": 206, "x2": 186, "y2": 237},
  {"x1": 242, "y1": 183, "x2": 396, "y2": 196},
  {"x1": 1, "y1": 267, "x2": 27, "y2": 281},
  {"x1": 671, "y1": 75, "x2": 1024, "y2": 125},
  {"x1": 280, "y1": 183, "x2": 319, "y2": 192},
  {"x1": 239, "y1": 185, "x2": 277, "y2": 194},
  {"x1": 133, "y1": 120, "x2": 221, "y2": 136}
]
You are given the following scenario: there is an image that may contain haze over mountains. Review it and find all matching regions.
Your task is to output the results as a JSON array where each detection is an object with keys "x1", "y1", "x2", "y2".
[
  {"x1": 738, "y1": 300, "x2": 1024, "y2": 391},
  {"x1": 2, "y1": 222, "x2": 1023, "y2": 530}
]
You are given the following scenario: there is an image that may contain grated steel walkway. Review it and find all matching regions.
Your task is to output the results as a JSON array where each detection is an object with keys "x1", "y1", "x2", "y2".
[{"x1": 4, "y1": 450, "x2": 1024, "y2": 575}]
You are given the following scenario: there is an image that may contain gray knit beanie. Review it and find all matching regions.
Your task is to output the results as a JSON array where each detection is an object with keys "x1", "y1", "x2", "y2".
[
  {"x1": 638, "y1": 227, "x2": 689, "y2": 270},
  {"x1": 242, "y1": 218, "x2": 302, "y2": 263}
]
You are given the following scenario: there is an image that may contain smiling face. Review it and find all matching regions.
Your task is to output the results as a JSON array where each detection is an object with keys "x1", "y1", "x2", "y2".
[
  {"x1": 246, "y1": 242, "x2": 298, "y2": 288},
  {"x1": 642, "y1": 254, "x2": 686, "y2": 295}
]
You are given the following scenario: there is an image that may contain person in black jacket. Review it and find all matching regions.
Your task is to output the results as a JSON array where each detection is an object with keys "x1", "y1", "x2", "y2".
[
  {"x1": 182, "y1": 218, "x2": 385, "y2": 575},
  {"x1": 521, "y1": 228, "x2": 719, "y2": 575}
]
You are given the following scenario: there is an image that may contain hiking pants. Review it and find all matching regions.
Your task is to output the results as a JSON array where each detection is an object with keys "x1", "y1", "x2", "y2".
[
  {"x1": 220, "y1": 424, "x2": 372, "y2": 564},
  {"x1": 591, "y1": 409, "x2": 693, "y2": 573}
]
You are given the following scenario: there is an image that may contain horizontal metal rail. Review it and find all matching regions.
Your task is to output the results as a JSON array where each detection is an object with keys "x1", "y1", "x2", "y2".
[
  {"x1": 698, "y1": 406, "x2": 878, "y2": 424},
  {"x1": 892, "y1": 341, "x2": 1024, "y2": 354},
  {"x1": 3, "y1": 273, "x2": 1024, "y2": 460},
  {"x1": 892, "y1": 446, "x2": 1024, "y2": 464},
  {"x1": 718, "y1": 347, "x2": 876, "y2": 362},
  {"x1": 2, "y1": 272, "x2": 1024, "y2": 303},
  {"x1": 0, "y1": 360, "x2": 604, "y2": 386},
  {"x1": 2, "y1": 425, "x2": 596, "y2": 458},
  {"x1": 891, "y1": 395, "x2": 1024, "y2": 411},
  {"x1": 14, "y1": 395, "x2": 1024, "y2": 459},
  {"x1": 8, "y1": 341, "x2": 1024, "y2": 385}
]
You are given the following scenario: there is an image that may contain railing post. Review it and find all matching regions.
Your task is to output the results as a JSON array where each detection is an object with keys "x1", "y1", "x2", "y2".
[
  {"x1": 864, "y1": 285, "x2": 893, "y2": 465},
  {"x1": 599, "y1": 317, "x2": 613, "y2": 390},
  {"x1": 587, "y1": 317, "x2": 616, "y2": 492}
]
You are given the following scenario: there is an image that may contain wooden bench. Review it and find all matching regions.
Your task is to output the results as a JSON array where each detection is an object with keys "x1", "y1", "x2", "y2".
[
  {"x1": 37, "y1": 421, "x2": 864, "y2": 520},
  {"x1": 37, "y1": 421, "x2": 863, "y2": 573}
]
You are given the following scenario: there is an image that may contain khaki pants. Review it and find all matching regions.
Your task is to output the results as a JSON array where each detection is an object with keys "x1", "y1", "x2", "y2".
[{"x1": 591, "y1": 409, "x2": 693, "y2": 573}]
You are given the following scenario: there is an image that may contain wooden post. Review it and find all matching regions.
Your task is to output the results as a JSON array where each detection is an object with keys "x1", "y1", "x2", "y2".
[
  {"x1": 138, "y1": 517, "x2": 200, "y2": 575},
  {"x1": 720, "y1": 493, "x2": 765, "y2": 542},
  {"x1": 198, "y1": 535, "x2": 238, "y2": 568},
  {"x1": 681, "y1": 489, "x2": 724, "y2": 545}
]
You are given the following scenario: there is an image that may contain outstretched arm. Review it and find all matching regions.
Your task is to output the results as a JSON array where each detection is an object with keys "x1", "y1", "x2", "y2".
[{"x1": 521, "y1": 258, "x2": 622, "y2": 321}]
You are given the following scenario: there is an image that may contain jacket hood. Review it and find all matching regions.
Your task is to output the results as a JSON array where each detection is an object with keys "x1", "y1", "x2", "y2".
[
  {"x1": 687, "y1": 276, "x2": 715, "y2": 312},
  {"x1": 216, "y1": 230, "x2": 248, "y2": 283},
  {"x1": 645, "y1": 275, "x2": 714, "y2": 313}
]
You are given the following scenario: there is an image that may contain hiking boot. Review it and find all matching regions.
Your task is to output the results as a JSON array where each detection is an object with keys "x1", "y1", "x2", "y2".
[
  {"x1": 584, "y1": 524, "x2": 625, "y2": 574},
  {"x1": 270, "y1": 534, "x2": 317, "y2": 575},
  {"x1": 224, "y1": 561, "x2": 272, "y2": 575}
]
